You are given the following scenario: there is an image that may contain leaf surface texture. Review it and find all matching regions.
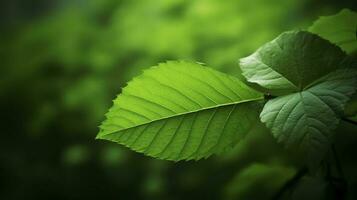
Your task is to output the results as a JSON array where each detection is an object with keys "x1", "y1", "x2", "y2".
[{"x1": 97, "y1": 61, "x2": 263, "y2": 161}]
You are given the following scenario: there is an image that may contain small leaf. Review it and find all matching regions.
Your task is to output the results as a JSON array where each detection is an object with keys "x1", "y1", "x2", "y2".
[
  {"x1": 97, "y1": 61, "x2": 263, "y2": 161},
  {"x1": 240, "y1": 31, "x2": 347, "y2": 95},
  {"x1": 260, "y1": 69, "x2": 357, "y2": 163},
  {"x1": 309, "y1": 9, "x2": 357, "y2": 54}
]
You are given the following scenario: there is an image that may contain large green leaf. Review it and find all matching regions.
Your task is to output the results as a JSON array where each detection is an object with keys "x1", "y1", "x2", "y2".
[
  {"x1": 309, "y1": 9, "x2": 357, "y2": 55},
  {"x1": 239, "y1": 31, "x2": 347, "y2": 95},
  {"x1": 97, "y1": 61, "x2": 263, "y2": 161},
  {"x1": 260, "y1": 69, "x2": 357, "y2": 163}
]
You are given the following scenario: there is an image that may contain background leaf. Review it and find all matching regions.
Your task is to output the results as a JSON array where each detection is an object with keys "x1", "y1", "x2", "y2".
[
  {"x1": 309, "y1": 9, "x2": 357, "y2": 55},
  {"x1": 223, "y1": 163, "x2": 295, "y2": 200},
  {"x1": 97, "y1": 61, "x2": 263, "y2": 161},
  {"x1": 239, "y1": 31, "x2": 347, "y2": 95}
]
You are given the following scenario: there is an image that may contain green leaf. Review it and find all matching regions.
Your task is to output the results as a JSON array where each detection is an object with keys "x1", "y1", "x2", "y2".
[
  {"x1": 97, "y1": 61, "x2": 263, "y2": 161},
  {"x1": 309, "y1": 9, "x2": 357, "y2": 55},
  {"x1": 240, "y1": 31, "x2": 347, "y2": 95},
  {"x1": 260, "y1": 68, "x2": 357, "y2": 163}
]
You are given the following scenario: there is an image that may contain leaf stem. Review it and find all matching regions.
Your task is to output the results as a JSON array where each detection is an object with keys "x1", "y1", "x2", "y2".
[{"x1": 264, "y1": 94, "x2": 277, "y2": 100}]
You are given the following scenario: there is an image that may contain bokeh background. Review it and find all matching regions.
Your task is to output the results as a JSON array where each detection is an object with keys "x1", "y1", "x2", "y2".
[{"x1": 1, "y1": 0, "x2": 357, "y2": 199}]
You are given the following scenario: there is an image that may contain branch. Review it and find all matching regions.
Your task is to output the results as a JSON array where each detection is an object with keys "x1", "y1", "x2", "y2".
[
  {"x1": 272, "y1": 168, "x2": 308, "y2": 200},
  {"x1": 341, "y1": 117, "x2": 357, "y2": 126},
  {"x1": 331, "y1": 144, "x2": 345, "y2": 179}
]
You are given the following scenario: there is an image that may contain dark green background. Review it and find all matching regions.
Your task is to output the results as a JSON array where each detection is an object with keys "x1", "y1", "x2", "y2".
[{"x1": 1, "y1": 0, "x2": 356, "y2": 199}]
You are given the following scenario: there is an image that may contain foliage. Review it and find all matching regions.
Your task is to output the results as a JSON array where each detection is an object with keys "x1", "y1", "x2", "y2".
[
  {"x1": 97, "y1": 8, "x2": 357, "y2": 199},
  {"x1": 98, "y1": 13, "x2": 357, "y2": 165},
  {"x1": 2, "y1": 0, "x2": 357, "y2": 199},
  {"x1": 241, "y1": 31, "x2": 357, "y2": 165}
]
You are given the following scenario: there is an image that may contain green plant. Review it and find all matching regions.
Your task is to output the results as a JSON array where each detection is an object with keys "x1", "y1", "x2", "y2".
[{"x1": 97, "y1": 9, "x2": 357, "y2": 198}]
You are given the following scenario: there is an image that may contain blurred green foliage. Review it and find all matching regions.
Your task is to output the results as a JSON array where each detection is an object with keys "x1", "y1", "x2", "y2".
[
  {"x1": 224, "y1": 163, "x2": 295, "y2": 200},
  {"x1": 1, "y1": 0, "x2": 357, "y2": 199}
]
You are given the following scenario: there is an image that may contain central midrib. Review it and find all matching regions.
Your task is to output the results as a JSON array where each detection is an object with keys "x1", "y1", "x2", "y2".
[{"x1": 97, "y1": 96, "x2": 264, "y2": 138}]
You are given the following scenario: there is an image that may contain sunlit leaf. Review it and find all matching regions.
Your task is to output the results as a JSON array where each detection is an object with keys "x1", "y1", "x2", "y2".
[{"x1": 97, "y1": 61, "x2": 263, "y2": 161}]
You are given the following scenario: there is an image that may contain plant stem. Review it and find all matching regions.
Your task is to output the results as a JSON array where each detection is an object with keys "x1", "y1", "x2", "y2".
[{"x1": 330, "y1": 144, "x2": 348, "y2": 200}]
